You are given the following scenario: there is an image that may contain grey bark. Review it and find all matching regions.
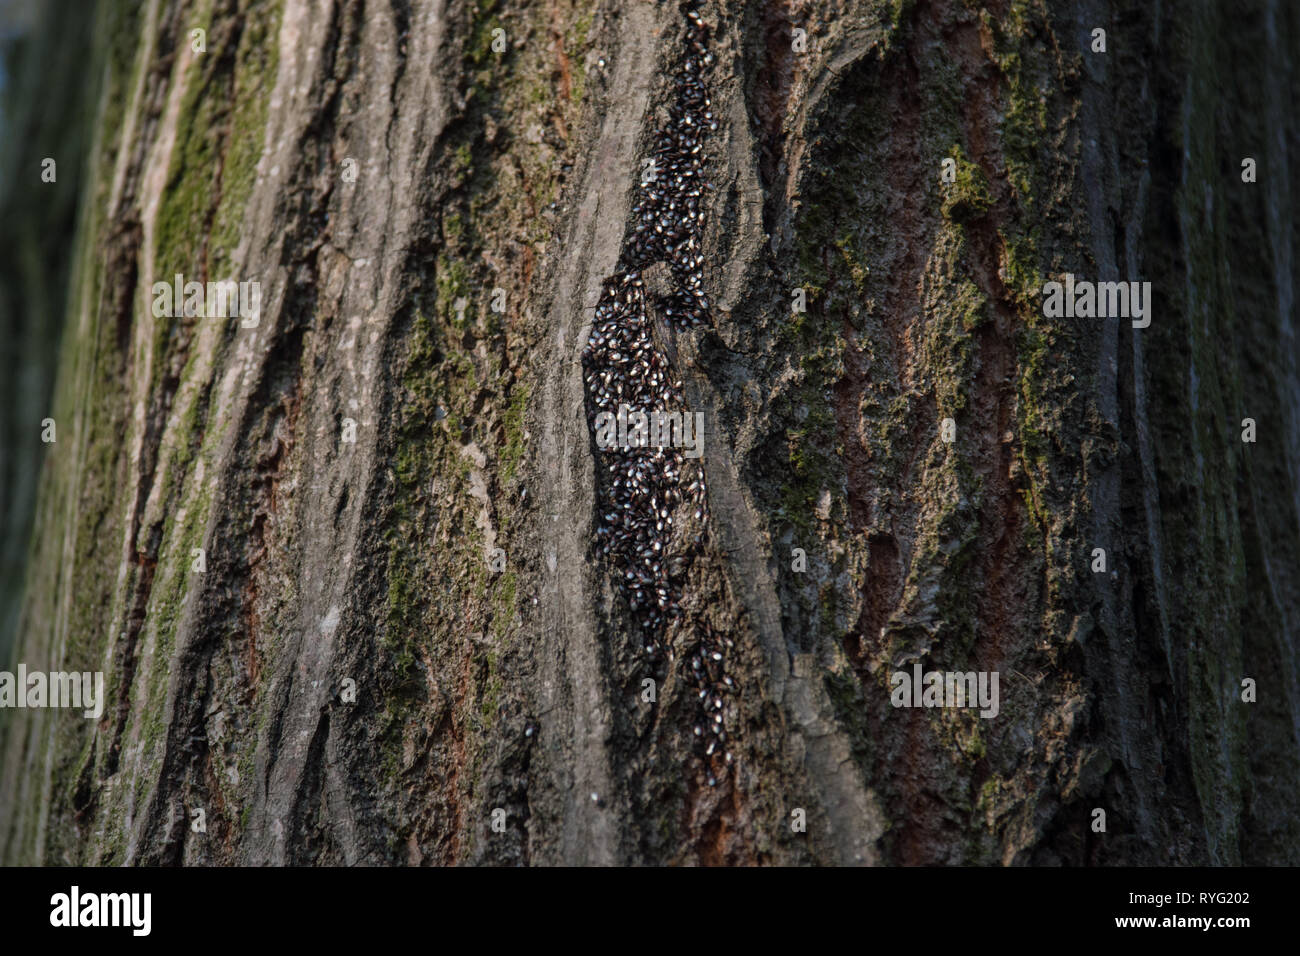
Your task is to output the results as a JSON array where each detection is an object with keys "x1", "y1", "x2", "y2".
[{"x1": 1, "y1": 0, "x2": 1298, "y2": 865}]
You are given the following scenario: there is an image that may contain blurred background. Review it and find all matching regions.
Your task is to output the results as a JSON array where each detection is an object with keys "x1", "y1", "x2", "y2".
[{"x1": 0, "y1": 0, "x2": 96, "y2": 665}]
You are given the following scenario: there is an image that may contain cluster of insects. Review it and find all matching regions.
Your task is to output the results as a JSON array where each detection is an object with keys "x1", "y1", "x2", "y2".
[{"x1": 581, "y1": 3, "x2": 734, "y2": 780}]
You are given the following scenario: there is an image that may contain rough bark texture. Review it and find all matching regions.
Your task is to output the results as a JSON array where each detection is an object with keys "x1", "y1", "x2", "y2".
[{"x1": 2, "y1": 0, "x2": 1298, "y2": 865}]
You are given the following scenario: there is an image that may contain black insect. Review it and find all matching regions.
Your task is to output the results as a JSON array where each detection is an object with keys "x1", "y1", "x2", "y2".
[{"x1": 581, "y1": 2, "x2": 731, "y2": 780}]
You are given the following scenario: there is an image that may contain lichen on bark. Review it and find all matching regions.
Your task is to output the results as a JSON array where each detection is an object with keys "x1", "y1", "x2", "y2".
[{"x1": 2, "y1": 0, "x2": 1299, "y2": 867}]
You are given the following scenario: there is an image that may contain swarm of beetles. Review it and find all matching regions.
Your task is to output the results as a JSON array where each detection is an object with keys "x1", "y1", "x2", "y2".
[{"x1": 581, "y1": 2, "x2": 734, "y2": 779}]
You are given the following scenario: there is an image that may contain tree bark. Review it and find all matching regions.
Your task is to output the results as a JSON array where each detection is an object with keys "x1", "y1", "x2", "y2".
[{"x1": 2, "y1": 0, "x2": 1298, "y2": 865}]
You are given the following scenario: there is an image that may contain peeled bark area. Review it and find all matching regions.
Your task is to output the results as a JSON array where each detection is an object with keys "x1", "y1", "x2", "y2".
[{"x1": 2, "y1": 0, "x2": 1298, "y2": 866}]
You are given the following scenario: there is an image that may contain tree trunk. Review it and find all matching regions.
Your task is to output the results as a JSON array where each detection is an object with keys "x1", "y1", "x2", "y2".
[{"x1": 2, "y1": 0, "x2": 1298, "y2": 866}]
